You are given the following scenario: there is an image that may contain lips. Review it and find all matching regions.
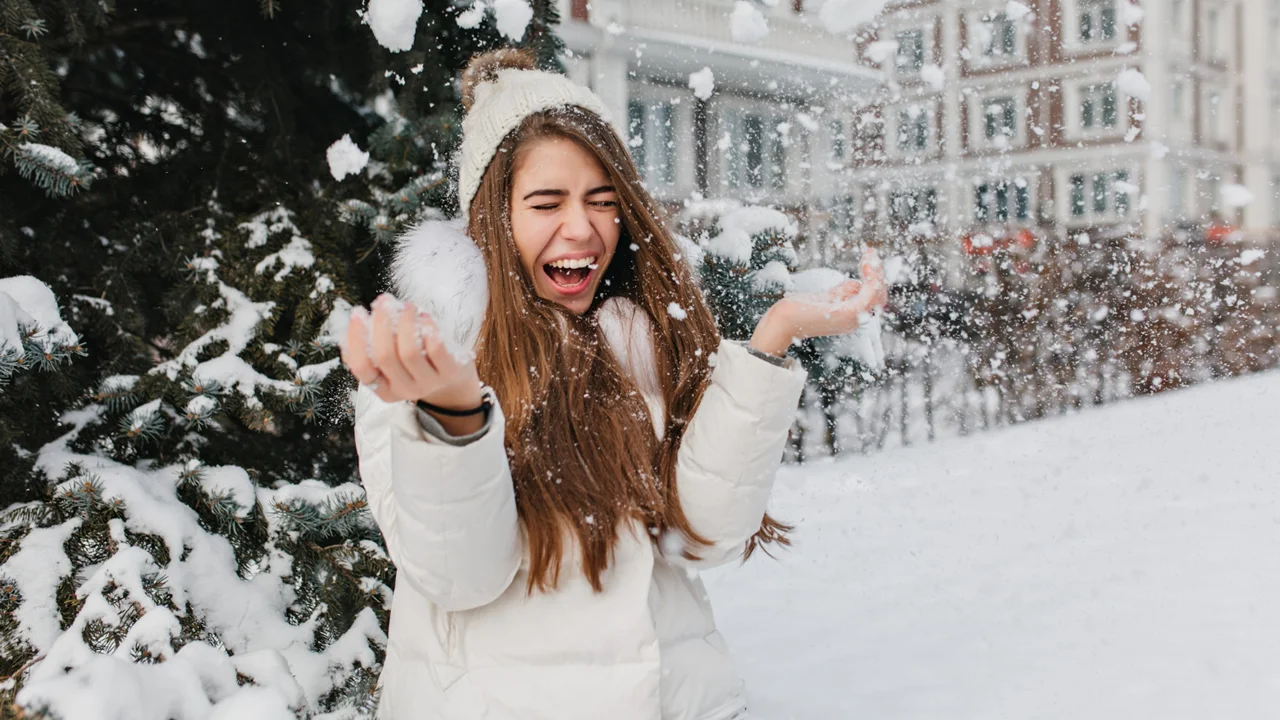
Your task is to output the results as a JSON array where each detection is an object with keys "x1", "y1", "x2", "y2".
[{"x1": 543, "y1": 255, "x2": 598, "y2": 295}]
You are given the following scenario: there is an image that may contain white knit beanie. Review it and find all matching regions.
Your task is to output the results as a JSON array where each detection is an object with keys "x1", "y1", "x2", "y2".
[{"x1": 457, "y1": 62, "x2": 611, "y2": 223}]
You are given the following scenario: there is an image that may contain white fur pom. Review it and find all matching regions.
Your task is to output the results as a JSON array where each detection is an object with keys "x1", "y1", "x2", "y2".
[{"x1": 389, "y1": 220, "x2": 488, "y2": 355}]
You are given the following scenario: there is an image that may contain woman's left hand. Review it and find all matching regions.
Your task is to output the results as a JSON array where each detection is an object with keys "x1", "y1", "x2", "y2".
[{"x1": 749, "y1": 248, "x2": 889, "y2": 357}]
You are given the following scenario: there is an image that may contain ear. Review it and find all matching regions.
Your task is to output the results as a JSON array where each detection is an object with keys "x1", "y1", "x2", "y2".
[{"x1": 389, "y1": 220, "x2": 488, "y2": 355}]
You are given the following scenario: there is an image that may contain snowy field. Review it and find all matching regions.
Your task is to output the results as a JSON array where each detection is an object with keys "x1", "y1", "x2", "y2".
[{"x1": 708, "y1": 370, "x2": 1280, "y2": 719}]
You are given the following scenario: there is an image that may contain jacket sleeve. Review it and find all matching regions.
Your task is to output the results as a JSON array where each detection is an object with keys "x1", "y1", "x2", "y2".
[
  {"x1": 353, "y1": 385, "x2": 521, "y2": 611},
  {"x1": 671, "y1": 340, "x2": 807, "y2": 569}
]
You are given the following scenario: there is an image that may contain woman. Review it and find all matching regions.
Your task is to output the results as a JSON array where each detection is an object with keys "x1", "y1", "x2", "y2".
[{"x1": 341, "y1": 49, "x2": 887, "y2": 720}]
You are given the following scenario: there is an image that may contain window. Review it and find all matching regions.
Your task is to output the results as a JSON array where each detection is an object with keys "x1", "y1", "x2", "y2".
[
  {"x1": 897, "y1": 107, "x2": 930, "y2": 151},
  {"x1": 983, "y1": 12, "x2": 1018, "y2": 56},
  {"x1": 1069, "y1": 169, "x2": 1132, "y2": 219},
  {"x1": 722, "y1": 109, "x2": 788, "y2": 192},
  {"x1": 628, "y1": 99, "x2": 677, "y2": 186},
  {"x1": 628, "y1": 100, "x2": 646, "y2": 173},
  {"x1": 1170, "y1": 168, "x2": 1185, "y2": 216},
  {"x1": 1172, "y1": 81, "x2": 1184, "y2": 120},
  {"x1": 830, "y1": 120, "x2": 846, "y2": 162},
  {"x1": 984, "y1": 97, "x2": 1017, "y2": 139},
  {"x1": 896, "y1": 29, "x2": 925, "y2": 72},
  {"x1": 1172, "y1": 0, "x2": 1183, "y2": 30},
  {"x1": 975, "y1": 179, "x2": 1031, "y2": 222},
  {"x1": 1091, "y1": 172, "x2": 1108, "y2": 214},
  {"x1": 653, "y1": 104, "x2": 675, "y2": 185},
  {"x1": 744, "y1": 113, "x2": 765, "y2": 188},
  {"x1": 1081, "y1": 83, "x2": 1118, "y2": 130},
  {"x1": 770, "y1": 128, "x2": 787, "y2": 191},
  {"x1": 1070, "y1": 173, "x2": 1086, "y2": 216},
  {"x1": 1207, "y1": 8, "x2": 1220, "y2": 61},
  {"x1": 1079, "y1": 0, "x2": 1118, "y2": 43},
  {"x1": 890, "y1": 188, "x2": 938, "y2": 228},
  {"x1": 1208, "y1": 90, "x2": 1223, "y2": 141},
  {"x1": 1272, "y1": 174, "x2": 1280, "y2": 224},
  {"x1": 1114, "y1": 170, "x2": 1131, "y2": 216}
]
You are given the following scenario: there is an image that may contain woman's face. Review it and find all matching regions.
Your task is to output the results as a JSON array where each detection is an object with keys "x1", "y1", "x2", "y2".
[{"x1": 509, "y1": 136, "x2": 621, "y2": 315}]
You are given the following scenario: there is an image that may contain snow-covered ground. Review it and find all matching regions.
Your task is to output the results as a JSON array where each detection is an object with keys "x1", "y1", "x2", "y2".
[{"x1": 709, "y1": 370, "x2": 1280, "y2": 719}]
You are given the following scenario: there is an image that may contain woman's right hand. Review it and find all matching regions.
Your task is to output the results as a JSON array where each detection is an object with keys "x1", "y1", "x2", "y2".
[{"x1": 341, "y1": 294, "x2": 486, "y2": 432}]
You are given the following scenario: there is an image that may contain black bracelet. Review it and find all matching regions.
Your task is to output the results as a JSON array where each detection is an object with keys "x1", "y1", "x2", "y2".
[{"x1": 415, "y1": 396, "x2": 492, "y2": 417}]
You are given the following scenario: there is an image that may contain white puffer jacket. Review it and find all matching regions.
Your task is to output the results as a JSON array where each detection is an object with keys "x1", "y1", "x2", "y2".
[{"x1": 353, "y1": 222, "x2": 807, "y2": 720}]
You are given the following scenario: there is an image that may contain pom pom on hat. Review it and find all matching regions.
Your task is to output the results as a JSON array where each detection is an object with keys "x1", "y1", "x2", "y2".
[{"x1": 461, "y1": 48, "x2": 537, "y2": 112}]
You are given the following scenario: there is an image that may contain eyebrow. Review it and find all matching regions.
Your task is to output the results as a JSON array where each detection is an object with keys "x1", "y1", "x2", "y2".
[{"x1": 520, "y1": 185, "x2": 616, "y2": 201}]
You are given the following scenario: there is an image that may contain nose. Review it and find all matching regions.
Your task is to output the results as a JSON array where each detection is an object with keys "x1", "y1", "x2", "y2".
[{"x1": 559, "y1": 202, "x2": 594, "y2": 243}]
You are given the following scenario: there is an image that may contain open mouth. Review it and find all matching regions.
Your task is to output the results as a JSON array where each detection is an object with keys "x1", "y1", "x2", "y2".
[{"x1": 542, "y1": 256, "x2": 598, "y2": 294}]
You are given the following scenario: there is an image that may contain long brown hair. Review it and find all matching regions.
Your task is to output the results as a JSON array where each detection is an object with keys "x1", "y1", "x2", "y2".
[{"x1": 462, "y1": 49, "x2": 788, "y2": 593}]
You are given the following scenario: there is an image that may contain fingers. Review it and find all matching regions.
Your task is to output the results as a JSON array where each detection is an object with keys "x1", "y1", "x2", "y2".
[
  {"x1": 370, "y1": 295, "x2": 417, "y2": 396},
  {"x1": 341, "y1": 308, "x2": 380, "y2": 384},
  {"x1": 417, "y1": 311, "x2": 462, "y2": 376},
  {"x1": 859, "y1": 248, "x2": 889, "y2": 308},
  {"x1": 396, "y1": 302, "x2": 441, "y2": 387}
]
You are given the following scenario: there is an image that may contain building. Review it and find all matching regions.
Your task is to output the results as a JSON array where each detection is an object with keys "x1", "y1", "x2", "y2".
[
  {"x1": 556, "y1": 0, "x2": 879, "y2": 265},
  {"x1": 846, "y1": 0, "x2": 1280, "y2": 284}
]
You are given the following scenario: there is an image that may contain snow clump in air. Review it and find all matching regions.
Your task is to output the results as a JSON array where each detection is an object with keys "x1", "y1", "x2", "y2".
[
  {"x1": 1221, "y1": 184, "x2": 1255, "y2": 208},
  {"x1": 493, "y1": 0, "x2": 533, "y2": 41},
  {"x1": 1116, "y1": 68, "x2": 1150, "y2": 102},
  {"x1": 819, "y1": 0, "x2": 890, "y2": 34},
  {"x1": 689, "y1": 67, "x2": 715, "y2": 101},
  {"x1": 920, "y1": 64, "x2": 945, "y2": 91},
  {"x1": 1122, "y1": 1, "x2": 1144, "y2": 25},
  {"x1": 730, "y1": 1, "x2": 770, "y2": 43},
  {"x1": 457, "y1": 1, "x2": 487, "y2": 28},
  {"x1": 1005, "y1": 1, "x2": 1032, "y2": 21},
  {"x1": 366, "y1": 0, "x2": 424, "y2": 52},
  {"x1": 326, "y1": 135, "x2": 369, "y2": 181}
]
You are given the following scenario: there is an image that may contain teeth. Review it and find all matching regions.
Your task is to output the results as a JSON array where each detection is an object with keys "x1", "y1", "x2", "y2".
[{"x1": 548, "y1": 256, "x2": 597, "y2": 270}]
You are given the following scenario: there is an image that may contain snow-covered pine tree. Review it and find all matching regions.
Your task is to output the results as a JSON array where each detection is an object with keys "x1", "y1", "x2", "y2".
[{"x1": 0, "y1": 1, "x2": 553, "y2": 717}]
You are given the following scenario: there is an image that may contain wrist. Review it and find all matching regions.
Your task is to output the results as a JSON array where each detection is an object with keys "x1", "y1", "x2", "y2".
[
  {"x1": 749, "y1": 307, "x2": 795, "y2": 357},
  {"x1": 417, "y1": 386, "x2": 488, "y2": 436},
  {"x1": 418, "y1": 384, "x2": 484, "y2": 412}
]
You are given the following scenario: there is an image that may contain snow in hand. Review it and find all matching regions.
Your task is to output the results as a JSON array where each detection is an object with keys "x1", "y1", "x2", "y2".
[
  {"x1": 365, "y1": 0, "x2": 423, "y2": 52},
  {"x1": 707, "y1": 370, "x2": 1280, "y2": 718},
  {"x1": 326, "y1": 135, "x2": 369, "y2": 182},
  {"x1": 689, "y1": 67, "x2": 715, "y2": 101},
  {"x1": 730, "y1": 1, "x2": 769, "y2": 44}
]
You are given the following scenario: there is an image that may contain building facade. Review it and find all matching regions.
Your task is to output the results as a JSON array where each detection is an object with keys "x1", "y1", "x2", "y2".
[
  {"x1": 555, "y1": 0, "x2": 879, "y2": 266},
  {"x1": 846, "y1": 0, "x2": 1280, "y2": 283}
]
